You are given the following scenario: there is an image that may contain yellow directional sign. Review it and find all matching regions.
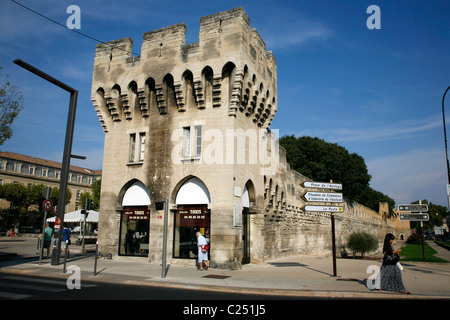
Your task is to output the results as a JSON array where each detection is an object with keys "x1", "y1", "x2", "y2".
[{"x1": 303, "y1": 205, "x2": 344, "y2": 213}]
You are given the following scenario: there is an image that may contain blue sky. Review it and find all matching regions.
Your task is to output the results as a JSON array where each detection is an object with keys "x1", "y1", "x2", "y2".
[{"x1": 0, "y1": 0, "x2": 449, "y2": 207}]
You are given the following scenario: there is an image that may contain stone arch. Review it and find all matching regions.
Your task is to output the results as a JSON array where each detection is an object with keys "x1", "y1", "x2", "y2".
[
  {"x1": 117, "y1": 180, "x2": 151, "y2": 257},
  {"x1": 222, "y1": 61, "x2": 236, "y2": 109},
  {"x1": 120, "y1": 180, "x2": 151, "y2": 207},
  {"x1": 145, "y1": 77, "x2": 157, "y2": 115},
  {"x1": 202, "y1": 66, "x2": 214, "y2": 109},
  {"x1": 163, "y1": 73, "x2": 176, "y2": 112},
  {"x1": 182, "y1": 70, "x2": 196, "y2": 110},
  {"x1": 174, "y1": 176, "x2": 211, "y2": 205},
  {"x1": 93, "y1": 87, "x2": 108, "y2": 132},
  {"x1": 107, "y1": 84, "x2": 122, "y2": 121},
  {"x1": 126, "y1": 81, "x2": 139, "y2": 120}
]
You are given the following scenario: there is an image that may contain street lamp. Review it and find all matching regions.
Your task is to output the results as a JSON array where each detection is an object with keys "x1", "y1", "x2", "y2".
[
  {"x1": 13, "y1": 59, "x2": 78, "y2": 265},
  {"x1": 443, "y1": 86, "x2": 450, "y2": 214},
  {"x1": 442, "y1": 85, "x2": 450, "y2": 185}
]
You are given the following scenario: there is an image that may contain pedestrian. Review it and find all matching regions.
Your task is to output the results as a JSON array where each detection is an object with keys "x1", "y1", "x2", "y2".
[
  {"x1": 43, "y1": 223, "x2": 53, "y2": 259},
  {"x1": 380, "y1": 233, "x2": 411, "y2": 294},
  {"x1": 6, "y1": 228, "x2": 16, "y2": 237},
  {"x1": 61, "y1": 224, "x2": 71, "y2": 258},
  {"x1": 196, "y1": 231, "x2": 209, "y2": 271}
]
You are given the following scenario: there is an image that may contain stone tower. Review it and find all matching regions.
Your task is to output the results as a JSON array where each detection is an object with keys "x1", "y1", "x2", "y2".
[{"x1": 91, "y1": 7, "x2": 277, "y2": 268}]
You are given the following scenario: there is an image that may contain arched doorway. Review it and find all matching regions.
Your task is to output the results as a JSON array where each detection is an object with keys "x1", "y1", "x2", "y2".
[
  {"x1": 118, "y1": 181, "x2": 151, "y2": 257},
  {"x1": 173, "y1": 177, "x2": 211, "y2": 259},
  {"x1": 242, "y1": 180, "x2": 255, "y2": 264}
]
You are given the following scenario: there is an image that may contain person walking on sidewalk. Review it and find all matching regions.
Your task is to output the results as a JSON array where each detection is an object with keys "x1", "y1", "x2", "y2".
[
  {"x1": 196, "y1": 232, "x2": 209, "y2": 271},
  {"x1": 380, "y1": 233, "x2": 411, "y2": 294},
  {"x1": 43, "y1": 223, "x2": 53, "y2": 259},
  {"x1": 61, "y1": 224, "x2": 71, "y2": 258}
]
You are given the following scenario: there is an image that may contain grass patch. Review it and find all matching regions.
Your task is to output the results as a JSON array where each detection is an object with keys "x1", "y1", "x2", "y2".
[{"x1": 400, "y1": 243, "x2": 448, "y2": 263}]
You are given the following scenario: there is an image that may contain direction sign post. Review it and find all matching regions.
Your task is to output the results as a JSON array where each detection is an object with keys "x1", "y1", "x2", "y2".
[
  {"x1": 397, "y1": 202, "x2": 428, "y2": 260},
  {"x1": 399, "y1": 213, "x2": 429, "y2": 221},
  {"x1": 398, "y1": 204, "x2": 428, "y2": 212},
  {"x1": 301, "y1": 192, "x2": 343, "y2": 203},
  {"x1": 301, "y1": 180, "x2": 344, "y2": 276},
  {"x1": 303, "y1": 205, "x2": 343, "y2": 213},
  {"x1": 302, "y1": 181, "x2": 342, "y2": 190}
]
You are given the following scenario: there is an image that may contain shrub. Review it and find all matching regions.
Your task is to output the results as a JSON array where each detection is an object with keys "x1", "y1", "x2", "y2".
[
  {"x1": 406, "y1": 234, "x2": 421, "y2": 244},
  {"x1": 347, "y1": 232, "x2": 378, "y2": 258}
]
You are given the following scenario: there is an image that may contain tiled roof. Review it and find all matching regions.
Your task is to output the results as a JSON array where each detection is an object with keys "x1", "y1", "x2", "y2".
[{"x1": 0, "y1": 151, "x2": 102, "y2": 176}]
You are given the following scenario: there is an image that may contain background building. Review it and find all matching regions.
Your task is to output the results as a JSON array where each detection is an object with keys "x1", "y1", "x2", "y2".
[{"x1": 0, "y1": 151, "x2": 101, "y2": 214}]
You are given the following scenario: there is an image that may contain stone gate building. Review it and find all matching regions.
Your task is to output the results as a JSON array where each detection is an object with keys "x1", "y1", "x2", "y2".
[{"x1": 91, "y1": 7, "x2": 400, "y2": 269}]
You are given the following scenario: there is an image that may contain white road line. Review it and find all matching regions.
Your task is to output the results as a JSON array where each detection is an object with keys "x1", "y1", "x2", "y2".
[{"x1": 0, "y1": 291, "x2": 32, "y2": 300}]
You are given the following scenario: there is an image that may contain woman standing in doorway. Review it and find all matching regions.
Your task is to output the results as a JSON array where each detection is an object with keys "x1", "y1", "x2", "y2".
[
  {"x1": 380, "y1": 233, "x2": 411, "y2": 294},
  {"x1": 196, "y1": 232, "x2": 209, "y2": 271}
]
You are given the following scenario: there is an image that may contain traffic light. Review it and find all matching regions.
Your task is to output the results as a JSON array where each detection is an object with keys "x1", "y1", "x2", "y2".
[{"x1": 86, "y1": 199, "x2": 94, "y2": 211}]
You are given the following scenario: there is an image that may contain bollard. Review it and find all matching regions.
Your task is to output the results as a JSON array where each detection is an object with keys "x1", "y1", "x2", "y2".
[
  {"x1": 63, "y1": 240, "x2": 68, "y2": 273},
  {"x1": 94, "y1": 241, "x2": 98, "y2": 276}
]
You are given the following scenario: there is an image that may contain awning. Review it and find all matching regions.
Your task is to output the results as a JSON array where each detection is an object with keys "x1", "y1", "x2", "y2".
[{"x1": 47, "y1": 210, "x2": 99, "y2": 223}]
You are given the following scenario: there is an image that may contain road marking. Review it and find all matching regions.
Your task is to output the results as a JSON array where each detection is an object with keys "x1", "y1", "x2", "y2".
[
  {"x1": 0, "y1": 291, "x2": 32, "y2": 300},
  {"x1": 0, "y1": 281, "x2": 65, "y2": 292}
]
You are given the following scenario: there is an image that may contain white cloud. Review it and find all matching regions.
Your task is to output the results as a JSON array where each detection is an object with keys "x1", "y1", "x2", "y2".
[
  {"x1": 297, "y1": 114, "x2": 444, "y2": 144},
  {"x1": 367, "y1": 147, "x2": 448, "y2": 206}
]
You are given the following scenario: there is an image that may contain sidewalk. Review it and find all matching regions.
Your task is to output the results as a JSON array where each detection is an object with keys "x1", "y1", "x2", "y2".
[{"x1": 0, "y1": 237, "x2": 449, "y2": 299}]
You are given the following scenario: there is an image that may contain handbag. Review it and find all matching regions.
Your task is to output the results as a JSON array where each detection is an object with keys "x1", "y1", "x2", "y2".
[
  {"x1": 201, "y1": 244, "x2": 210, "y2": 253},
  {"x1": 383, "y1": 253, "x2": 400, "y2": 265}
]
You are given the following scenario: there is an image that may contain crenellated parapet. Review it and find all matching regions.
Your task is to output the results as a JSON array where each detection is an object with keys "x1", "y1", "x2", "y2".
[{"x1": 91, "y1": 7, "x2": 277, "y2": 132}]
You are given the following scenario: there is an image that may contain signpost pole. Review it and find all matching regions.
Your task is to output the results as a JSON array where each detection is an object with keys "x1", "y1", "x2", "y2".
[
  {"x1": 398, "y1": 201, "x2": 428, "y2": 261},
  {"x1": 331, "y1": 214, "x2": 337, "y2": 277},
  {"x1": 161, "y1": 198, "x2": 169, "y2": 278},
  {"x1": 419, "y1": 200, "x2": 426, "y2": 261},
  {"x1": 39, "y1": 187, "x2": 52, "y2": 265}
]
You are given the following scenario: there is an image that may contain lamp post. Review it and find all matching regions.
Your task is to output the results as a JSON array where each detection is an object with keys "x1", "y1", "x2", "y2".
[
  {"x1": 13, "y1": 59, "x2": 78, "y2": 266},
  {"x1": 443, "y1": 86, "x2": 450, "y2": 213},
  {"x1": 442, "y1": 85, "x2": 450, "y2": 185}
]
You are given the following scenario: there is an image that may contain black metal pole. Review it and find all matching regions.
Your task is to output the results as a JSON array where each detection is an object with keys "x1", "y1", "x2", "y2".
[
  {"x1": 161, "y1": 198, "x2": 169, "y2": 278},
  {"x1": 331, "y1": 214, "x2": 337, "y2": 277},
  {"x1": 94, "y1": 241, "x2": 98, "y2": 276},
  {"x1": 13, "y1": 59, "x2": 78, "y2": 266},
  {"x1": 442, "y1": 86, "x2": 450, "y2": 185}
]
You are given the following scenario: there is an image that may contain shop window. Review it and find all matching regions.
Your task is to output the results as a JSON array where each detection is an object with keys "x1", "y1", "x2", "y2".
[
  {"x1": 119, "y1": 207, "x2": 150, "y2": 256},
  {"x1": 173, "y1": 205, "x2": 210, "y2": 259}
]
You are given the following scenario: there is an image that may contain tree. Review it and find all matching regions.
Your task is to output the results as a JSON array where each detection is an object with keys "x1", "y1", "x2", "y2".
[
  {"x1": 0, "y1": 183, "x2": 72, "y2": 228},
  {"x1": 347, "y1": 232, "x2": 378, "y2": 258},
  {"x1": 0, "y1": 67, "x2": 24, "y2": 145},
  {"x1": 410, "y1": 199, "x2": 449, "y2": 232},
  {"x1": 91, "y1": 179, "x2": 101, "y2": 210},
  {"x1": 279, "y1": 135, "x2": 371, "y2": 200},
  {"x1": 279, "y1": 135, "x2": 396, "y2": 215}
]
